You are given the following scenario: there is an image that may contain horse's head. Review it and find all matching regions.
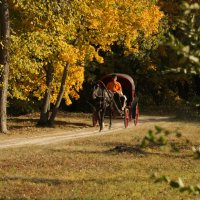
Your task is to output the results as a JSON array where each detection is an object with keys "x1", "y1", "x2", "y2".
[{"x1": 92, "y1": 82, "x2": 102, "y2": 99}]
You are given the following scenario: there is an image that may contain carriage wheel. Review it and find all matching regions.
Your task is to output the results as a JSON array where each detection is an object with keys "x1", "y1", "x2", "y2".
[
  {"x1": 128, "y1": 106, "x2": 132, "y2": 121},
  {"x1": 134, "y1": 103, "x2": 139, "y2": 126},
  {"x1": 124, "y1": 108, "x2": 130, "y2": 128},
  {"x1": 92, "y1": 111, "x2": 98, "y2": 127}
]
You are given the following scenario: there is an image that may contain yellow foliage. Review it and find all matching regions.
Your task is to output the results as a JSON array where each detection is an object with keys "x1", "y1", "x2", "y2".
[
  {"x1": 140, "y1": 5, "x2": 164, "y2": 37},
  {"x1": 58, "y1": 45, "x2": 79, "y2": 64},
  {"x1": 148, "y1": 63, "x2": 157, "y2": 71},
  {"x1": 9, "y1": 0, "x2": 164, "y2": 105}
]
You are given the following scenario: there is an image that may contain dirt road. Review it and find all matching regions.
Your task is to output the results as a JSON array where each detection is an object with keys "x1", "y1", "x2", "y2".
[{"x1": 0, "y1": 116, "x2": 172, "y2": 149}]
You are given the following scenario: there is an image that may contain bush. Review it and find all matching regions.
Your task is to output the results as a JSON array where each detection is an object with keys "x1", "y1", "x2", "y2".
[{"x1": 8, "y1": 98, "x2": 40, "y2": 116}]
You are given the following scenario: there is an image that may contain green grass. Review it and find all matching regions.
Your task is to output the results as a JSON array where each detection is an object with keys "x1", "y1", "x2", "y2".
[{"x1": 0, "y1": 116, "x2": 200, "y2": 199}]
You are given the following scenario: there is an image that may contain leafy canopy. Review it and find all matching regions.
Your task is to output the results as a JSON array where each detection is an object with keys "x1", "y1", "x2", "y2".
[
  {"x1": 8, "y1": 0, "x2": 164, "y2": 104},
  {"x1": 167, "y1": 1, "x2": 200, "y2": 74}
]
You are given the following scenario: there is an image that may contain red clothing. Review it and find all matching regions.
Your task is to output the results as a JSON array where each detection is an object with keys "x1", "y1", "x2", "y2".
[{"x1": 106, "y1": 81, "x2": 122, "y2": 93}]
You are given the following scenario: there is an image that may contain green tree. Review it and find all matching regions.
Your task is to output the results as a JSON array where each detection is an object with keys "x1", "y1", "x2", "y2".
[{"x1": 167, "y1": 1, "x2": 200, "y2": 73}]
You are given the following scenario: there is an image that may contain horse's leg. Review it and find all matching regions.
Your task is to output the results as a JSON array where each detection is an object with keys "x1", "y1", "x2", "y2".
[
  {"x1": 100, "y1": 107, "x2": 106, "y2": 131},
  {"x1": 103, "y1": 106, "x2": 107, "y2": 128},
  {"x1": 108, "y1": 105, "x2": 112, "y2": 129},
  {"x1": 98, "y1": 109, "x2": 103, "y2": 131},
  {"x1": 98, "y1": 108, "x2": 105, "y2": 132}
]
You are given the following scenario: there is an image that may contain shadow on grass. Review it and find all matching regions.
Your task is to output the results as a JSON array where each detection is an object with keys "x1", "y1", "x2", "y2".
[
  {"x1": 139, "y1": 118, "x2": 175, "y2": 124},
  {"x1": 8, "y1": 118, "x2": 38, "y2": 123},
  {"x1": 139, "y1": 115, "x2": 200, "y2": 124},
  {"x1": 51, "y1": 148, "x2": 104, "y2": 155},
  {"x1": 106, "y1": 144, "x2": 193, "y2": 159},
  {"x1": 107, "y1": 144, "x2": 146, "y2": 154},
  {"x1": 50, "y1": 144, "x2": 176, "y2": 159},
  {"x1": 8, "y1": 117, "x2": 92, "y2": 130},
  {"x1": 0, "y1": 176, "x2": 74, "y2": 185},
  {"x1": 0, "y1": 175, "x2": 126, "y2": 186},
  {"x1": 55, "y1": 142, "x2": 193, "y2": 160}
]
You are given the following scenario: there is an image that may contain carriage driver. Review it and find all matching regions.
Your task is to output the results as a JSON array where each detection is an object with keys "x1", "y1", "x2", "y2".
[{"x1": 106, "y1": 74, "x2": 127, "y2": 110}]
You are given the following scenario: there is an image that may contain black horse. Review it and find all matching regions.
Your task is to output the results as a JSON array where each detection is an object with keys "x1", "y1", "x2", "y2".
[{"x1": 91, "y1": 81, "x2": 115, "y2": 131}]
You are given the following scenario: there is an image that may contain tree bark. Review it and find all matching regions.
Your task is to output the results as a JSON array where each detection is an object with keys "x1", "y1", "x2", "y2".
[
  {"x1": 0, "y1": 0, "x2": 10, "y2": 133},
  {"x1": 48, "y1": 63, "x2": 70, "y2": 125},
  {"x1": 38, "y1": 64, "x2": 54, "y2": 126},
  {"x1": 42, "y1": 39, "x2": 78, "y2": 126}
]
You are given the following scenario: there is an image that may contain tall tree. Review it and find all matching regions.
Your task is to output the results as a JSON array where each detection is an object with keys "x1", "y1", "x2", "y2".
[
  {"x1": 8, "y1": 0, "x2": 164, "y2": 126},
  {"x1": 0, "y1": 0, "x2": 10, "y2": 133}
]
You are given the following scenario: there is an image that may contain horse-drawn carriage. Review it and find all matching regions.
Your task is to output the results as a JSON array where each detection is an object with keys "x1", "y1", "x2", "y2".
[{"x1": 92, "y1": 73, "x2": 139, "y2": 131}]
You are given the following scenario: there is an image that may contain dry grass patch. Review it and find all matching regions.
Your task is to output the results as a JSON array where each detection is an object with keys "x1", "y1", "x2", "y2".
[
  {"x1": 0, "y1": 115, "x2": 200, "y2": 199},
  {"x1": 0, "y1": 112, "x2": 93, "y2": 140}
]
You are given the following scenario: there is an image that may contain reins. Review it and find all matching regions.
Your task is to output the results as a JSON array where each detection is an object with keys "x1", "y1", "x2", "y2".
[
  {"x1": 97, "y1": 80, "x2": 124, "y2": 115},
  {"x1": 97, "y1": 80, "x2": 113, "y2": 100}
]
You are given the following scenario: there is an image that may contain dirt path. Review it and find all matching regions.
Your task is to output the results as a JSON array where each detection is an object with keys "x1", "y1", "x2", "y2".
[{"x1": 0, "y1": 116, "x2": 173, "y2": 149}]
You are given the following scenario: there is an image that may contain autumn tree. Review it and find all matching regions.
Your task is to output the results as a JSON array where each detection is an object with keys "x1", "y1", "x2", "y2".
[
  {"x1": 10, "y1": 0, "x2": 85, "y2": 125},
  {"x1": 0, "y1": 0, "x2": 10, "y2": 133},
  {"x1": 8, "y1": 0, "x2": 164, "y2": 126}
]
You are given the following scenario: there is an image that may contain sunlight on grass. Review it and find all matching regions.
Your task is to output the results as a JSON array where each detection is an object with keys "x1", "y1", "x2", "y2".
[{"x1": 0, "y1": 116, "x2": 200, "y2": 199}]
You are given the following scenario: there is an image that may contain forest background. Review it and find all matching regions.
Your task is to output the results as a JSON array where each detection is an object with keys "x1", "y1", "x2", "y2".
[{"x1": 0, "y1": 0, "x2": 200, "y2": 133}]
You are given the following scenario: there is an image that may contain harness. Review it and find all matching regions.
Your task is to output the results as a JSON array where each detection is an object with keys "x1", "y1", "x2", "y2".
[{"x1": 92, "y1": 80, "x2": 123, "y2": 115}]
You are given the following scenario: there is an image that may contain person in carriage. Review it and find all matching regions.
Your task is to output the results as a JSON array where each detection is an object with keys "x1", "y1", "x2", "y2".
[{"x1": 106, "y1": 74, "x2": 127, "y2": 111}]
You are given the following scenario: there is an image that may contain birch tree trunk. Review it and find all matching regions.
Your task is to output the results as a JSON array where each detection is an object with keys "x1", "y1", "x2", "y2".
[
  {"x1": 48, "y1": 63, "x2": 70, "y2": 125},
  {"x1": 38, "y1": 65, "x2": 54, "y2": 126},
  {"x1": 0, "y1": 0, "x2": 10, "y2": 133}
]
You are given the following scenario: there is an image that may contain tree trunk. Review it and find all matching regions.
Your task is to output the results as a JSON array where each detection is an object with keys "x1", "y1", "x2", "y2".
[
  {"x1": 38, "y1": 64, "x2": 54, "y2": 126},
  {"x1": 48, "y1": 63, "x2": 70, "y2": 125},
  {"x1": 0, "y1": 0, "x2": 10, "y2": 133}
]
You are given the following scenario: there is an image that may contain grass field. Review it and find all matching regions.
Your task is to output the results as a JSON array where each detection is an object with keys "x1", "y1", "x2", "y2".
[{"x1": 0, "y1": 112, "x2": 200, "y2": 199}]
